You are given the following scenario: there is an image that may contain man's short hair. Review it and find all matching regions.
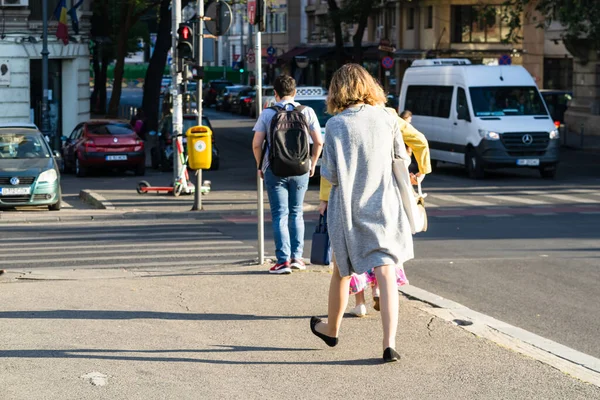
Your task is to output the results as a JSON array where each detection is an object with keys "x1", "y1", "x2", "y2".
[
  {"x1": 400, "y1": 110, "x2": 412, "y2": 120},
  {"x1": 273, "y1": 75, "x2": 296, "y2": 98}
]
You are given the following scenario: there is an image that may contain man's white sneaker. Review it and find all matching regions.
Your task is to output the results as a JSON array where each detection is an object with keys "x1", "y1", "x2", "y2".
[
  {"x1": 290, "y1": 259, "x2": 306, "y2": 270},
  {"x1": 350, "y1": 304, "x2": 367, "y2": 317}
]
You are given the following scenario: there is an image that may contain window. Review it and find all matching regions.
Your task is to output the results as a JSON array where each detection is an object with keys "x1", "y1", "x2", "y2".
[
  {"x1": 469, "y1": 86, "x2": 547, "y2": 117},
  {"x1": 405, "y1": 85, "x2": 454, "y2": 119},
  {"x1": 267, "y1": 12, "x2": 287, "y2": 33},
  {"x1": 451, "y1": 5, "x2": 508, "y2": 43},
  {"x1": 456, "y1": 88, "x2": 471, "y2": 121},
  {"x1": 426, "y1": 6, "x2": 433, "y2": 29},
  {"x1": 407, "y1": 8, "x2": 415, "y2": 30}
]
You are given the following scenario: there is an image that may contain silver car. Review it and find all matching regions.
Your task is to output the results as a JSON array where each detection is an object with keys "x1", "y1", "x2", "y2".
[{"x1": 0, "y1": 123, "x2": 62, "y2": 210}]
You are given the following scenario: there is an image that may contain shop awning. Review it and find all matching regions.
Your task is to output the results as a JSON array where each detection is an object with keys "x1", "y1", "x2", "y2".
[
  {"x1": 393, "y1": 49, "x2": 429, "y2": 61},
  {"x1": 277, "y1": 46, "x2": 311, "y2": 62}
]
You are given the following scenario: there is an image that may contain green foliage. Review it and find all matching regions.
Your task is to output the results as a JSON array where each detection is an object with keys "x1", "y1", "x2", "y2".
[{"x1": 504, "y1": 0, "x2": 600, "y2": 48}]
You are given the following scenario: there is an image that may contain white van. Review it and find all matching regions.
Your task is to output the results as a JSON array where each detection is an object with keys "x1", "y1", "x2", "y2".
[{"x1": 399, "y1": 59, "x2": 560, "y2": 178}]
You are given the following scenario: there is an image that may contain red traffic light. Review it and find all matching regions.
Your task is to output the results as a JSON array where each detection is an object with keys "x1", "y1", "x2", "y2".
[{"x1": 181, "y1": 26, "x2": 190, "y2": 40}]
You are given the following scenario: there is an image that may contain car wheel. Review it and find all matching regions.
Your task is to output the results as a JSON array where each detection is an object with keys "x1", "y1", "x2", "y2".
[
  {"x1": 430, "y1": 160, "x2": 438, "y2": 172},
  {"x1": 540, "y1": 166, "x2": 557, "y2": 179},
  {"x1": 75, "y1": 156, "x2": 87, "y2": 177},
  {"x1": 48, "y1": 199, "x2": 61, "y2": 211},
  {"x1": 466, "y1": 149, "x2": 485, "y2": 179},
  {"x1": 135, "y1": 164, "x2": 146, "y2": 176}
]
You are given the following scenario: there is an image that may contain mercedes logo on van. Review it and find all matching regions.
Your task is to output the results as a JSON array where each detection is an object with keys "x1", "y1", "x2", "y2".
[
  {"x1": 113, "y1": 138, "x2": 118, "y2": 143},
  {"x1": 10, "y1": 177, "x2": 20, "y2": 185},
  {"x1": 522, "y1": 134, "x2": 534, "y2": 145}
]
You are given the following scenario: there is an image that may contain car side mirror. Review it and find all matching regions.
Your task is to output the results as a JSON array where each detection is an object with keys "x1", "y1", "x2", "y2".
[{"x1": 52, "y1": 150, "x2": 61, "y2": 158}]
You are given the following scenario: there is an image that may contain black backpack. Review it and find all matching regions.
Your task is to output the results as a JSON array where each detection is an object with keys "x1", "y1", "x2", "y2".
[{"x1": 265, "y1": 105, "x2": 311, "y2": 177}]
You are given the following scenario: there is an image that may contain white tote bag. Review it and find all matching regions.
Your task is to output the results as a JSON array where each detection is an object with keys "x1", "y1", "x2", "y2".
[{"x1": 392, "y1": 156, "x2": 428, "y2": 234}]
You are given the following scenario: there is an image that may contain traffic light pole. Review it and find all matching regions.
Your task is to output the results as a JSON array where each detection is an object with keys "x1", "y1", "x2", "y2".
[
  {"x1": 172, "y1": 0, "x2": 184, "y2": 191},
  {"x1": 256, "y1": 29, "x2": 264, "y2": 264},
  {"x1": 191, "y1": 0, "x2": 204, "y2": 211}
]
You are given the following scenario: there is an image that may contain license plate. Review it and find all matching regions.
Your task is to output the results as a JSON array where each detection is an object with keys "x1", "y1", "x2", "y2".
[
  {"x1": 106, "y1": 155, "x2": 127, "y2": 161},
  {"x1": 0, "y1": 187, "x2": 31, "y2": 196},
  {"x1": 516, "y1": 159, "x2": 539, "y2": 166}
]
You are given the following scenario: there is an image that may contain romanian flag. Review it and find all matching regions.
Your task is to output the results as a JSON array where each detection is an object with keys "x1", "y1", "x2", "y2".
[{"x1": 53, "y1": 0, "x2": 69, "y2": 45}]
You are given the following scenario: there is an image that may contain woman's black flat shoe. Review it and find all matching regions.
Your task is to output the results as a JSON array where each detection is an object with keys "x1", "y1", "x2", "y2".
[
  {"x1": 310, "y1": 317, "x2": 338, "y2": 347},
  {"x1": 383, "y1": 347, "x2": 400, "y2": 362}
]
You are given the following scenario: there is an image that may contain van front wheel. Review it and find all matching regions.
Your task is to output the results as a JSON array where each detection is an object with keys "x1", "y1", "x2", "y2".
[{"x1": 466, "y1": 149, "x2": 485, "y2": 179}]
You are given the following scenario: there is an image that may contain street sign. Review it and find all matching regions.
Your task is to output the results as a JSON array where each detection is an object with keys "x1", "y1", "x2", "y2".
[
  {"x1": 248, "y1": 0, "x2": 256, "y2": 25},
  {"x1": 247, "y1": 54, "x2": 256, "y2": 64},
  {"x1": 267, "y1": 46, "x2": 276, "y2": 56},
  {"x1": 233, "y1": 54, "x2": 240, "y2": 61},
  {"x1": 232, "y1": 61, "x2": 240, "y2": 69},
  {"x1": 247, "y1": 49, "x2": 255, "y2": 56},
  {"x1": 499, "y1": 54, "x2": 512, "y2": 65},
  {"x1": 267, "y1": 55, "x2": 276, "y2": 65},
  {"x1": 382, "y1": 56, "x2": 394, "y2": 70},
  {"x1": 205, "y1": 0, "x2": 233, "y2": 37}
]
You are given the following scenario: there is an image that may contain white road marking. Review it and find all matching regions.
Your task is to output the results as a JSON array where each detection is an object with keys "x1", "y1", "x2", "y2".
[
  {"x1": 431, "y1": 194, "x2": 496, "y2": 207},
  {"x1": 483, "y1": 194, "x2": 550, "y2": 205}
]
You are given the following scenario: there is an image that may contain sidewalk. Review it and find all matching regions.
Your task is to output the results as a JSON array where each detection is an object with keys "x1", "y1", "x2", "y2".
[{"x1": 1, "y1": 265, "x2": 599, "y2": 400}]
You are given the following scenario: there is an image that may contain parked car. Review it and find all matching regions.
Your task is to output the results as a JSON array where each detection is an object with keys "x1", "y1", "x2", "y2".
[
  {"x1": 231, "y1": 88, "x2": 256, "y2": 116},
  {"x1": 203, "y1": 79, "x2": 233, "y2": 107},
  {"x1": 0, "y1": 123, "x2": 62, "y2": 210},
  {"x1": 540, "y1": 89, "x2": 572, "y2": 128},
  {"x1": 152, "y1": 114, "x2": 219, "y2": 171},
  {"x1": 216, "y1": 85, "x2": 250, "y2": 112},
  {"x1": 61, "y1": 120, "x2": 146, "y2": 177}
]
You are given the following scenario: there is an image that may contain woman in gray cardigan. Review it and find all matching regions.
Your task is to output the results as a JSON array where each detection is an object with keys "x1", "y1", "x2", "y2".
[{"x1": 310, "y1": 64, "x2": 413, "y2": 362}]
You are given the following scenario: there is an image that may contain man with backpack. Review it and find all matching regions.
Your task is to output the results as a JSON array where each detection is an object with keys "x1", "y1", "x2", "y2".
[{"x1": 252, "y1": 75, "x2": 324, "y2": 274}]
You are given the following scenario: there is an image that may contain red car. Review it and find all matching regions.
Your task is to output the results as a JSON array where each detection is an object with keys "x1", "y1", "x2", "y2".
[{"x1": 61, "y1": 120, "x2": 145, "y2": 177}]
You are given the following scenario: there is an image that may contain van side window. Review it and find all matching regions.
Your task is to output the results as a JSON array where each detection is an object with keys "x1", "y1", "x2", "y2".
[
  {"x1": 405, "y1": 85, "x2": 453, "y2": 119},
  {"x1": 456, "y1": 87, "x2": 471, "y2": 122}
]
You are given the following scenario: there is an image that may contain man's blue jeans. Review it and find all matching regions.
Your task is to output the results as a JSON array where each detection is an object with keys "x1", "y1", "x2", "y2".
[{"x1": 264, "y1": 168, "x2": 310, "y2": 264}]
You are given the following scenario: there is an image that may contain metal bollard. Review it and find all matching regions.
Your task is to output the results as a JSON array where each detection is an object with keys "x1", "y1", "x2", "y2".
[{"x1": 580, "y1": 124, "x2": 584, "y2": 148}]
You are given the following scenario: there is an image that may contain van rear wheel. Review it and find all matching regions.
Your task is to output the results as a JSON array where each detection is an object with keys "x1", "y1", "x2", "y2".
[{"x1": 466, "y1": 149, "x2": 485, "y2": 179}]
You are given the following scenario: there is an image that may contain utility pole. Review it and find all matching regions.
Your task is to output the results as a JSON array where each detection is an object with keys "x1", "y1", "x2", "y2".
[
  {"x1": 191, "y1": 0, "x2": 205, "y2": 211},
  {"x1": 41, "y1": 0, "x2": 51, "y2": 148},
  {"x1": 256, "y1": 28, "x2": 264, "y2": 264},
  {"x1": 172, "y1": 0, "x2": 184, "y2": 190}
]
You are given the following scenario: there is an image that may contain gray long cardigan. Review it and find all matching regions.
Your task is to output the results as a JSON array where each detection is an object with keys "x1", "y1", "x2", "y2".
[{"x1": 321, "y1": 104, "x2": 414, "y2": 277}]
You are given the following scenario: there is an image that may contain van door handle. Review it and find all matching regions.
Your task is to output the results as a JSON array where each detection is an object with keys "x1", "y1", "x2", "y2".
[{"x1": 453, "y1": 122, "x2": 458, "y2": 126}]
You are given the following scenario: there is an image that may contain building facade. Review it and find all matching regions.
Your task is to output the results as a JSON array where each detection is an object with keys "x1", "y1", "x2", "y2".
[
  {"x1": 0, "y1": 0, "x2": 91, "y2": 145},
  {"x1": 290, "y1": 0, "x2": 572, "y2": 95}
]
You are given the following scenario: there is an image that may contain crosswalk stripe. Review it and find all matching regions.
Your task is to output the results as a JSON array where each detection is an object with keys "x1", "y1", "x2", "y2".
[
  {"x1": 483, "y1": 194, "x2": 550, "y2": 205},
  {"x1": 14, "y1": 258, "x2": 256, "y2": 270},
  {"x1": 0, "y1": 250, "x2": 257, "y2": 265},
  {"x1": 430, "y1": 194, "x2": 495, "y2": 207},
  {"x1": 0, "y1": 241, "x2": 251, "y2": 252},
  {"x1": 533, "y1": 193, "x2": 596, "y2": 204},
  {"x1": 0, "y1": 231, "x2": 224, "y2": 243},
  {"x1": 0, "y1": 245, "x2": 254, "y2": 258}
]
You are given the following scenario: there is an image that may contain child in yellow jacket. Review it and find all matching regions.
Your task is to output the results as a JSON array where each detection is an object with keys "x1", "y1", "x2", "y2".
[{"x1": 318, "y1": 108, "x2": 431, "y2": 316}]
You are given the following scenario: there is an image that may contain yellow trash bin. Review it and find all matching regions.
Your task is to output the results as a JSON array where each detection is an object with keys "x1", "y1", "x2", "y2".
[{"x1": 186, "y1": 126, "x2": 212, "y2": 170}]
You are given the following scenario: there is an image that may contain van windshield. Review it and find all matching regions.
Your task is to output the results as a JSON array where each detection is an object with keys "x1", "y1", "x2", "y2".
[
  {"x1": 297, "y1": 99, "x2": 332, "y2": 127},
  {"x1": 469, "y1": 86, "x2": 548, "y2": 117}
]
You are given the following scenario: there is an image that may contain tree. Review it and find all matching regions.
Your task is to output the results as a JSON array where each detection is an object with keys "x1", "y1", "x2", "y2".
[
  {"x1": 141, "y1": 0, "x2": 171, "y2": 134},
  {"x1": 107, "y1": 0, "x2": 161, "y2": 117},
  {"x1": 327, "y1": 0, "x2": 379, "y2": 68}
]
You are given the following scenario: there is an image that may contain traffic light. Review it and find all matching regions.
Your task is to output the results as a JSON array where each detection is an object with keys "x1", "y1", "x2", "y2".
[
  {"x1": 177, "y1": 22, "x2": 195, "y2": 61},
  {"x1": 239, "y1": 61, "x2": 245, "y2": 74}
]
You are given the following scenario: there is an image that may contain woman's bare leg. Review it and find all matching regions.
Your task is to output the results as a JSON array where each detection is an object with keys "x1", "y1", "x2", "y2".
[
  {"x1": 374, "y1": 265, "x2": 399, "y2": 350},
  {"x1": 316, "y1": 258, "x2": 351, "y2": 337},
  {"x1": 355, "y1": 290, "x2": 365, "y2": 306}
]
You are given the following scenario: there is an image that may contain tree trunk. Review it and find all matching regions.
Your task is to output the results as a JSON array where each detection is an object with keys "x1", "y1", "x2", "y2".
[
  {"x1": 142, "y1": 0, "x2": 171, "y2": 133},
  {"x1": 91, "y1": 45, "x2": 100, "y2": 113},
  {"x1": 107, "y1": 2, "x2": 136, "y2": 117},
  {"x1": 352, "y1": 1, "x2": 374, "y2": 65},
  {"x1": 327, "y1": 0, "x2": 346, "y2": 69},
  {"x1": 96, "y1": 51, "x2": 110, "y2": 115}
]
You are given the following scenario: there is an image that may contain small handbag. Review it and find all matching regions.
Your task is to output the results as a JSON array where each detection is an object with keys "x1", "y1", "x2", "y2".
[
  {"x1": 310, "y1": 212, "x2": 332, "y2": 265},
  {"x1": 392, "y1": 155, "x2": 428, "y2": 234}
]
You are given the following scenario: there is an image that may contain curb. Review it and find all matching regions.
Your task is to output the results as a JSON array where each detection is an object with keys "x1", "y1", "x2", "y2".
[
  {"x1": 399, "y1": 285, "x2": 600, "y2": 387},
  {"x1": 79, "y1": 190, "x2": 116, "y2": 210}
]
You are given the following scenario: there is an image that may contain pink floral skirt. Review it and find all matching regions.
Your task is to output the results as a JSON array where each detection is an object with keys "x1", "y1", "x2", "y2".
[{"x1": 348, "y1": 266, "x2": 409, "y2": 295}]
